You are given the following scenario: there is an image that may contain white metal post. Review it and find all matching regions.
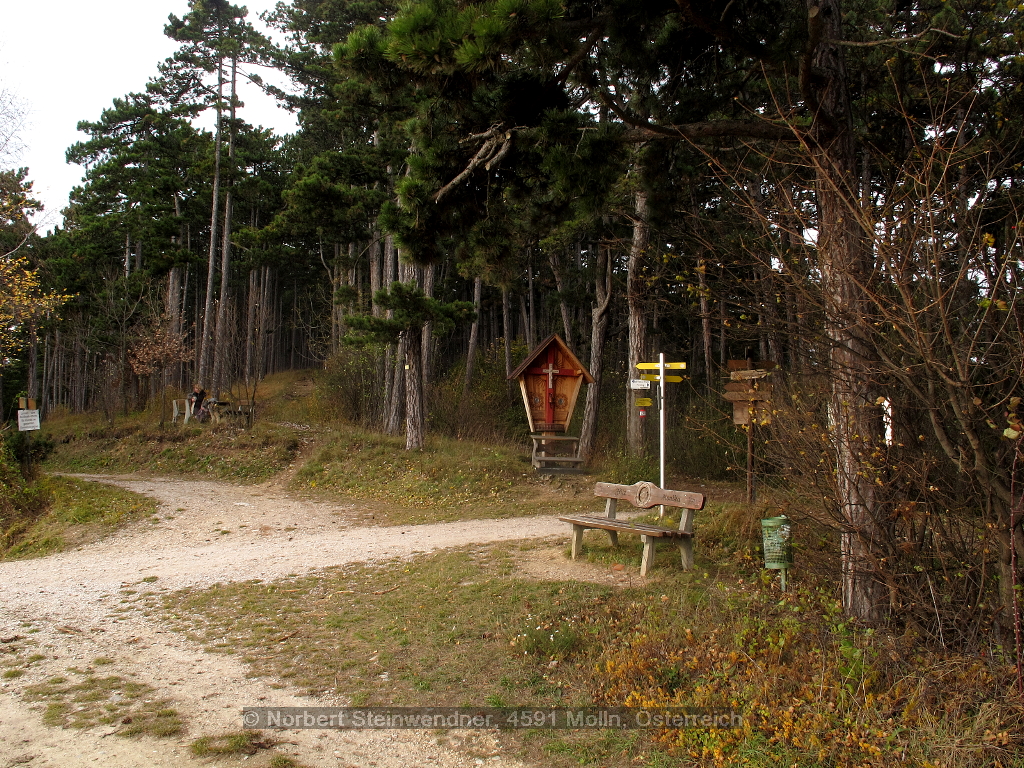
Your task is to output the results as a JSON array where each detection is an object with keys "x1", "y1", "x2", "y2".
[{"x1": 659, "y1": 352, "x2": 666, "y2": 517}]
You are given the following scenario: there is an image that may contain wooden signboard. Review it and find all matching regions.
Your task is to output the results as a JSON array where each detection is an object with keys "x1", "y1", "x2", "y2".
[
  {"x1": 724, "y1": 360, "x2": 774, "y2": 504},
  {"x1": 509, "y1": 334, "x2": 594, "y2": 434},
  {"x1": 725, "y1": 361, "x2": 773, "y2": 426}
]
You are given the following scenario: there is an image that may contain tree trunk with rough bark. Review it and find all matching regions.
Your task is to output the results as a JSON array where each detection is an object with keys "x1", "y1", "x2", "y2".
[
  {"x1": 420, "y1": 263, "x2": 434, "y2": 396},
  {"x1": 197, "y1": 58, "x2": 225, "y2": 390},
  {"x1": 463, "y1": 276, "x2": 483, "y2": 399},
  {"x1": 698, "y1": 257, "x2": 713, "y2": 390},
  {"x1": 548, "y1": 250, "x2": 574, "y2": 349},
  {"x1": 502, "y1": 286, "x2": 513, "y2": 392},
  {"x1": 626, "y1": 189, "x2": 650, "y2": 457},
  {"x1": 404, "y1": 330, "x2": 424, "y2": 450},
  {"x1": 805, "y1": 0, "x2": 883, "y2": 622},
  {"x1": 212, "y1": 56, "x2": 239, "y2": 400},
  {"x1": 579, "y1": 243, "x2": 612, "y2": 462}
]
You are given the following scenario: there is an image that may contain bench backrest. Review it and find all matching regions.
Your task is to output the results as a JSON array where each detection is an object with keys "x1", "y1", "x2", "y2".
[
  {"x1": 594, "y1": 481, "x2": 704, "y2": 535},
  {"x1": 594, "y1": 481, "x2": 704, "y2": 510}
]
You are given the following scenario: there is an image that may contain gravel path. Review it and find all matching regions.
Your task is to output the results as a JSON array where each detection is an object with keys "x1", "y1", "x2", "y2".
[{"x1": 0, "y1": 474, "x2": 594, "y2": 768}]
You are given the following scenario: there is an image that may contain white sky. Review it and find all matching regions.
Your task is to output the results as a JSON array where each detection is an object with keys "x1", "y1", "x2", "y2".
[{"x1": 0, "y1": 1, "x2": 298, "y2": 234}]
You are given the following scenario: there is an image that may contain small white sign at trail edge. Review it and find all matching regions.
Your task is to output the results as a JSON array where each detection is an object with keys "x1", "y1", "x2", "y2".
[
  {"x1": 629, "y1": 379, "x2": 651, "y2": 390},
  {"x1": 18, "y1": 410, "x2": 40, "y2": 431}
]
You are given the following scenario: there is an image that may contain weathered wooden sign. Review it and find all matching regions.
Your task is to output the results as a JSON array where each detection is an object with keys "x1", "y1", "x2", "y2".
[
  {"x1": 723, "y1": 360, "x2": 775, "y2": 504},
  {"x1": 725, "y1": 361, "x2": 773, "y2": 426},
  {"x1": 509, "y1": 334, "x2": 594, "y2": 434}
]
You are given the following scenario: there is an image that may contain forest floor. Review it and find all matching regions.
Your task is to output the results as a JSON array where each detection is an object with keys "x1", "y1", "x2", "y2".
[{"x1": 0, "y1": 471, "x2": 641, "y2": 768}]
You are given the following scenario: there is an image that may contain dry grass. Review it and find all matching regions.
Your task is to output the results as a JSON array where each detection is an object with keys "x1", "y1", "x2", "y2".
[
  {"x1": 158, "y1": 544, "x2": 611, "y2": 710},
  {"x1": 23, "y1": 668, "x2": 182, "y2": 737}
]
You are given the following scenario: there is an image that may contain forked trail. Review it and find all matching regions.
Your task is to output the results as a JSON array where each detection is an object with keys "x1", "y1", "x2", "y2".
[{"x1": 0, "y1": 474, "x2": 599, "y2": 768}]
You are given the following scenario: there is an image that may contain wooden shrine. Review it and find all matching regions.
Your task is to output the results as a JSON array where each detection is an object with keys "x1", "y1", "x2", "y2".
[{"x1": 509, "y1": 334, "x2": 594, "y2": 473}]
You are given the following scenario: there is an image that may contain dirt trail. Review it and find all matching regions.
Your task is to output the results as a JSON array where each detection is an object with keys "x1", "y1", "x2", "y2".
[{"x1": 0, "y1": 474, "x2": 619, "y2": 768}]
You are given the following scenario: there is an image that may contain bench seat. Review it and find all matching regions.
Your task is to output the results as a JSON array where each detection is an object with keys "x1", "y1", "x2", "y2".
[{"x1": 558, "y1": 514, "x2": 693, "y2": 539}]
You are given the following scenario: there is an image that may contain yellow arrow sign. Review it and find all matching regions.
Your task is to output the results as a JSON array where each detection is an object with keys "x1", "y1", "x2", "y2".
[
  {"x1": 636, "y1": 362, "x2": 687, "y2": 370},
  {"x1": 640, "y1": 374, "x2": 684, "y2": 382},
  {"x1": 635, "y1": 397, "x2": 653, "y2": 407}
]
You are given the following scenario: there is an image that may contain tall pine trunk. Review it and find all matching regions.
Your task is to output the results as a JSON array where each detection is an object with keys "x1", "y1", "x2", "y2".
[
  {"x1": 212, "y1": 56, "x2": 237, "y2": 400},
  {"x1": 197, "y1": 57, "x2": 225, "y2": 389},
  {"x1": 805, "y1": 0, "x2": 882, "y2": 621},
  {"x1": 698, "y1": 257, "x2": 714, "y2": 390},
  {"x1": 626, "y1": 189, "x2": 650, "y2": 457},
  {"x1": 463, "y1": 276, "x2": 483, "y2": 399},
  {"x1": 405, "y1": 330, "x2": 424, "y2": 450},
  {"x1": 502, "y1": 286, "x2": 513, "y2": 394},
  {"x1": 420, "y1": 263, "x2": 434, "y2": 396},
  {"x1": 579, "y1": 243, "x2": 612, "y2": 462},
  {"x1": 548, "y1": 250, "x2": 574, "y2": 348}
]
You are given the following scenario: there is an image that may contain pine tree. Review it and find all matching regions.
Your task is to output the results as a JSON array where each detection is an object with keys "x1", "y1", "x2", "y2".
[{"x1": 346, "y1": 282, "x2": 473, "y2": 449}]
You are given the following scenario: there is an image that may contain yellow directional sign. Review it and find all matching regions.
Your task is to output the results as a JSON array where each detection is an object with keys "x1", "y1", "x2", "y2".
[
  {"x1": 640, "y1": 374, "x2": 683, "y2": 383},
  {"x1": 636, "y1": 362, "x2": 687, "y2": 370},
  {"x1": 635, "y1": 397, "x2": 653, "y2": 407}
]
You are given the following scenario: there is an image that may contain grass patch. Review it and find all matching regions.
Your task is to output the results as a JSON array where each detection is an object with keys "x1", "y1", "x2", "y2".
[
  {"x1": 42, "y1": 418, "x2": 302, "y2": 482},
  {"x1": 1, "y1": 475, "x2": 157, "y2": 560},
  {"x1": 293, "y1": 429, "x2": 599, "y2": 525},
  {"x1": 190, "y1": 730, "x2": 277, "y2": 756},
  {"x1": 24, "y1": 670, "x2": 182, "y2": 737},
  {"x1": 162, "y1": 546, "x2": 612, "y2": 710},
  {"x1": 39, "y1": 371, "x2": 315, "y2": 483}
]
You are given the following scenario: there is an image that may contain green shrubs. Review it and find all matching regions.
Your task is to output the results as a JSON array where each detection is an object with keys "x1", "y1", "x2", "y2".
[{"x1": 0, "y1": 440, "x2": 53, "y2": 555}]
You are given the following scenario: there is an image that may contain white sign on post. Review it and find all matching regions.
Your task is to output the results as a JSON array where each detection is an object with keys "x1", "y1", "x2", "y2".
[
  {"x1": 17, "y1": 410, "x2": 41, "y2": 431},
  {"x1": 629, "y1": 379, "x2": 651, "y2": 390}
]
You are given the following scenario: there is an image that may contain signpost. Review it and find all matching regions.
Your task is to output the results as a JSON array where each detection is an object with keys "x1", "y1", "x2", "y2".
[
  {"x1": 635, "y1": 355, "x2": 686, "y2": 517},
  {"x1": 722, "y1": 361, "x2": 773, "y2": 504},
  {"x1": 17, "y1": 397, "x2": 40, "y2": 432},
  {"x1": 16, "y1": 398, "x2": 40, "y2": 477},
  {"x1": 17, "y1": 409, "x2": 40, "y2": 432}
]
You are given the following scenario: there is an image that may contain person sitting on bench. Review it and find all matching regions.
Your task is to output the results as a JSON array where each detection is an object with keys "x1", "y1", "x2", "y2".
[{"x1": 188, "y1": 384, "x2": 208, "y2": 422}]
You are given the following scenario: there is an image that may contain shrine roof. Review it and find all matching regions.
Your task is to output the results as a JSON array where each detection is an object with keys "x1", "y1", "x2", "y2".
[{"x1": 508, "y1": 334, "x2": 595, "y2": 383}]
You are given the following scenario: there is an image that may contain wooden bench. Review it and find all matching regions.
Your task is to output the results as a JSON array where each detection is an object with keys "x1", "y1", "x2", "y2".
[
  {"x1": 172, "y1": 399, "x2": 196, "y2": 425},
  {"x1": 173, "y1": 399, "x2": 255, "y2": 426},
  {"x1": 214, "y1": 402, "x2": 256, "y2": 426},
  {"x1": 559, "y1": 481, "x2": 705, "y2": 577}
]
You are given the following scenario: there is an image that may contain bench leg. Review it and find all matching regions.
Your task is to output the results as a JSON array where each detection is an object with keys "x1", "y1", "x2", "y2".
[
  {"x1": 677, "y1": 539, "x2": 694, "y2": 570},
  {"x1": 570, "y1": 525, "x2": 584, "y2": 560},
  {"x1": 605, "y1": 530, "x2": 619, "y2": 547},
  {"x1": 640, "y1": 535, "x2": 655, "y2": 577}
]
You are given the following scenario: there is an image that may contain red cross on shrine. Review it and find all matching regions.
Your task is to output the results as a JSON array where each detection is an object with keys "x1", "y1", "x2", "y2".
[{"x1": 526, "y1": 350, "x2": 579, "y2": 427}]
